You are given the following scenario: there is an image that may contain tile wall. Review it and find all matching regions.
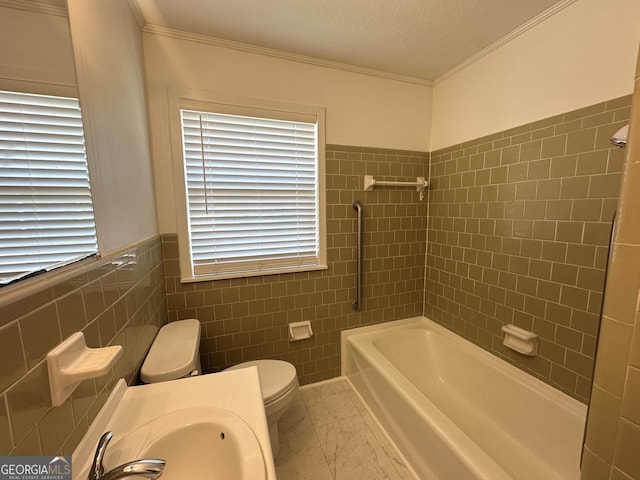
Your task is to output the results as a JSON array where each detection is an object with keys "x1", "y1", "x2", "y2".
[
  {"x1": 0, "y1": 235, "x2": 167, "y2": 456},
  {"x1": 425, "y1": 95, "x2": 632, "y2": 402},
  {"x1": 581, "y1": 49, "x2": 640, "y2": 480},
  {"x1": 163, "y1": 145, "x2": 428, "y2": 385}
]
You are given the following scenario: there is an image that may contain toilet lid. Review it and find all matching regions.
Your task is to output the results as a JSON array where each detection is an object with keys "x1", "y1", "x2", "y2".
[
  {"x1": 225, "y1": 360, "x2": 297, "y2": 404},
  {"x1": 141, "y1": 319, "x2": 201, "y2": 383}
]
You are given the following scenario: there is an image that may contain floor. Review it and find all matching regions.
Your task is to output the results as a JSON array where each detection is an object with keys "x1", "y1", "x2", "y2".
[{"x1": 274, "y1": 378, "x2": 418, "y2": 480}]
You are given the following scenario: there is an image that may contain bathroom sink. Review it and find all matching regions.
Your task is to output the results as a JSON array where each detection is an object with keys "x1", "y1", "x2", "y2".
[{"x1": 104, "y1": 406, "x2": 266, "y2": 480}]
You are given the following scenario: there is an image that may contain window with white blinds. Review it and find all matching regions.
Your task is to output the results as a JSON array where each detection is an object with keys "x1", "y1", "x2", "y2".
[
  {"x1": 178, "y1": 105, "x2": 325, "y2": 279},
  {"x1": 0, "y1": 90, "x2": 97, "y2": 286}
]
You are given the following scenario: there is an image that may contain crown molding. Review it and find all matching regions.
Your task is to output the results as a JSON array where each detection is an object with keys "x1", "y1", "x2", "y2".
[
  {"x1": 143, "y1": 24, "x2": 433, "y2": 87},
  {"x1": 434, "y1": 0, "x2": 577, "y2": 85},
  {"x1": 0, "y1": 0, "x2": 66, "y2": 16}
]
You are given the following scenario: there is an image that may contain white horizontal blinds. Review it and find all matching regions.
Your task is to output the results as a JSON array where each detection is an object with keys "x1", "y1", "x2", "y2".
[
  {"x1": 180, "y1": 109, "x2": 319, "y2": 276},
  {"x1": 0, "y1": 90, "x2": 97, "y2": 285}
]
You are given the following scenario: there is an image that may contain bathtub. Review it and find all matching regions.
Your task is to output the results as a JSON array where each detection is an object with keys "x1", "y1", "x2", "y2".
[{"x1": 343, "y1": 316, "x2": 587, "y2": 480}]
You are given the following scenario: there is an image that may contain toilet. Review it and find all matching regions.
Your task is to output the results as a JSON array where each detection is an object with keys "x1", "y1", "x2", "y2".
[{"x1": 140, "y1": 319, "x2": 298, "y2": 458}]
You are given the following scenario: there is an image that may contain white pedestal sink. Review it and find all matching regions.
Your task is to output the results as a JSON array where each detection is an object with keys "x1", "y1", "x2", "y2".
[
  {"x1": 105, "y1": 407, "x2": 265, "y2": 480},
  {"x1": 73, "y1": 367, "x2": 276, "y2": 480}
]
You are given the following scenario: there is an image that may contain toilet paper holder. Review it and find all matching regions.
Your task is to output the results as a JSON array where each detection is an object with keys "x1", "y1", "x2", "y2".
[{"x1": 289, "y1": 321, "x2": 313, "y2": 341}]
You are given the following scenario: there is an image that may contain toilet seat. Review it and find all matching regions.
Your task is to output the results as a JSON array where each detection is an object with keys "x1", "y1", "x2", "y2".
[{"x1": 225, "y1": 360, "x2": 297, "y2": 404}]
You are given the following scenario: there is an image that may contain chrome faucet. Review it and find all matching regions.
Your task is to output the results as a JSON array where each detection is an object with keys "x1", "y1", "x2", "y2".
[{"x1": 89, "y1": 431, "x2": 166, "y2": 480}]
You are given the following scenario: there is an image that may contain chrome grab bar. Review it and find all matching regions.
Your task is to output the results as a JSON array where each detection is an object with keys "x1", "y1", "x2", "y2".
[{"x1": 352, "y1": 201, "x2": 363, "y2": 311}]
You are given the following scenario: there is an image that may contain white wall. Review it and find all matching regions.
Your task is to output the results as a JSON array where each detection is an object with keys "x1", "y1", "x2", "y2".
[
  {"x1": 67, "y1": 0, "x2": 158, "y2": 254},
  {"x1": 431, "y1": 0, "x2": 640, "y2": 151},
  {"x1": 143, "y1": 33, "x2": 433, "y2": 233},
  {"x1": 0, "y1": 5, "x2": 76, "y2": 95}
]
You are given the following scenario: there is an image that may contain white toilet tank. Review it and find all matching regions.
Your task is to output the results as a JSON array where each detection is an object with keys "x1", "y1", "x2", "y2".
[{"x1": 141, "y1": 319, "x2": 201, "y2": 383}]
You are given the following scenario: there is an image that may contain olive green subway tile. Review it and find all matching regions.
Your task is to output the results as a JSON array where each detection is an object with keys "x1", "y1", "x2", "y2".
[
  {"x1": 543, "y1": 300, "x2": 570, "y2": 324},
  {"x1": 516, "y1": 181, "x2": 537, "y2": 200},
  {"x1": 588, "y1": 173, "x2": 622, "y2": 198},
  {"x1": 564, "y1": 102, "x2": 606, "y2": 122},
  {"x1": 507, "y1": 163, "x2": 528, "y2": 182},
  {"x1": 542, "y1": 135, "x2": 568, "y2": 158},
  {"x1": 484, "y1": 149, "x2": 501, "y2": 167},
  {"x1": 551, "y1": 262, "x2": 579, "y2": 285},
  {"x1": 560, "y1": 285, "x2": 590, "y2": 310},
  {"x1": 0, "y1": 322, "x2": 27, "y2": 394},
  {"x1": 537, "y1": 279, "x2": 561, "y2": 302},
  {"x1": 540, "y1": 338, "x2": 567, "y2": 365},
  {"x1": 532, "y1": 220, "x2": 556, "y2": 240},
  {"x1": 9, "y1": 427, "x2": 41, "y2": 457},
  {"x1": 519, "y1": 140, "x2": 542, "y2": 162},
  {"x1": 556, "y1": 325, "x2": 584, "y2": 352},
  {"x1": 607, "y1": 147, "x2": 626, "y2": 173},
  {"x1": 523, "y1": 200, "x2": 546, "y2": 219},
  {"x1": 582, "y1": 111, "x2": 616, "y2": 128},
  {"x1": 550, "y1": 155, "x2": 577, "y2": 178},
  {"x1": 6, "y1": 363, "x2": 50, "y2": 447},
  {"x1": 531, "y1": 125, "x2": 556, "y2": 141},
  {"x1": 500, "y1": 145, "x2": 520, "y2": 165},
  {"x1": 577, "y1": 150, "x2": 609, "y2": 175},
  {"x1": 577, "y1": 267, "x2": 606, "y2": 291},
  {"x1": 426, "y1": 98, "x2": 626, "y2": 402},
  {"x1": 550, "y1": 363, "x2": 578, "y2": 392},
  {"x1": 565, "y1": 352, "x2": 593, "y2": 385},
  {"x1": 524, "y1": 296, "x2": 546, "y2": 318},
  {"x1": 605, "y1": 95, "x2": 632, "y2": 111},
  {"x1": 566, "y1": 244, "x2": 597, "y2": 267},
  {"x1": 572, "y1": 199, "x2": 603, "y2": 221},
  {"x1": 20, "y1": 304, "x2": 60, "y2": 370},
  {"x1": 555, "y1": 118, "x2": 583, "y2": 135},
  {"x1": 527, "y1": 159, "x2": 551, "y2": 181},
  {"x1": 507, "y1": 218, "x2": 533, "y2": 239},
  {"x1": 38, "y1": 401, "x2": 74, "y2": 455},
  {"x1": 601, "y1": 198, "x2": 618, "y2": 222},
  {"x1": 560, "y1": 176, "x2": 589, "y2": 199},
  {"x1": 510, "y1": 131, "x2": 532, "y2": 146},
  {"x1": 493, "y1": 137, "x2": 511, "y2": 149},
  {"x1": 554, "y1": 222, "x2": 582, "y2": 243},
  {"x1": 0, "y1": 288, "x2": 54, "y2": 330},
  {"x1": 520, "y1": 239, "x2": 543, "y2": 259},
  {"x1": 82, "y1": 280, "x2": 105, "y2": 322}
]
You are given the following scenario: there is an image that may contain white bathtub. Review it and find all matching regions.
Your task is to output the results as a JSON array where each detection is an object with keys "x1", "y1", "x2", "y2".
[{"x1": 343, "y1": 316, "x2": 587, "y2": 480}]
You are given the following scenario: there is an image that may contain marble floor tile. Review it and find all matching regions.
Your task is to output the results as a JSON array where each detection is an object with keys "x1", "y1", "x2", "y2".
[
  {"x1": 275, "y1": 394, "x2": 333, "y2": 480},
  {"x1": 276, "y1": 378, "x2": 418, "y2": 480},
  {"x1": 301, "y1": 381, "x2": 359, "y2": 427},
  {"x1": 315, "y1": 414, "x2": 406, "y2": 480}
]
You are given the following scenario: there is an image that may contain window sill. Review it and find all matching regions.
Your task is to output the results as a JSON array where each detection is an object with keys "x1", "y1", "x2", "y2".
[{"x1": 180, "y1": 264, "x2": 329, "y2": 283}]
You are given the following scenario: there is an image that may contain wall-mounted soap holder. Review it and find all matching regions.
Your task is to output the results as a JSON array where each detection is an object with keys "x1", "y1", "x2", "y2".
[
  {"x1": 501, "y1": 324, "x2": 537, "y2": 356},
  {"x1": 47, "y1": 332, "x2": 123, "y2": 406}
]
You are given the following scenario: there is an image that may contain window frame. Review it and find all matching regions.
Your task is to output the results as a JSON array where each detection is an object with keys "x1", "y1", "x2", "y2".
[
  {"x1": 169, "y1": 89, "x2": 327, "y2": 283},
  {"x1": 0, "y1": 84, "x2": 99, "y2": 287}
]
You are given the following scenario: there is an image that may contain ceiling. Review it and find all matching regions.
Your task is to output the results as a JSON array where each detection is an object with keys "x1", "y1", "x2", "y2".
[{"x1": 133, "y1": 0, "x2": 570, "y2": 82}]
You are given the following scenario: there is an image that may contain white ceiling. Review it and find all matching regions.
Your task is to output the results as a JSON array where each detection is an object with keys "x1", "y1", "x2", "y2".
[{"x1": 134, "y1": 0, "x2": 569, "y2": 82}]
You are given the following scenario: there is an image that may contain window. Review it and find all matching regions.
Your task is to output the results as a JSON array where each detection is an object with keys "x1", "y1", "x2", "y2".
[
  {"x1": 172, "y1": 94, "x2": 326, "y2": 281},
  {"x1": 0, "y1": 90, "x2": 97, "y2": 286}
]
